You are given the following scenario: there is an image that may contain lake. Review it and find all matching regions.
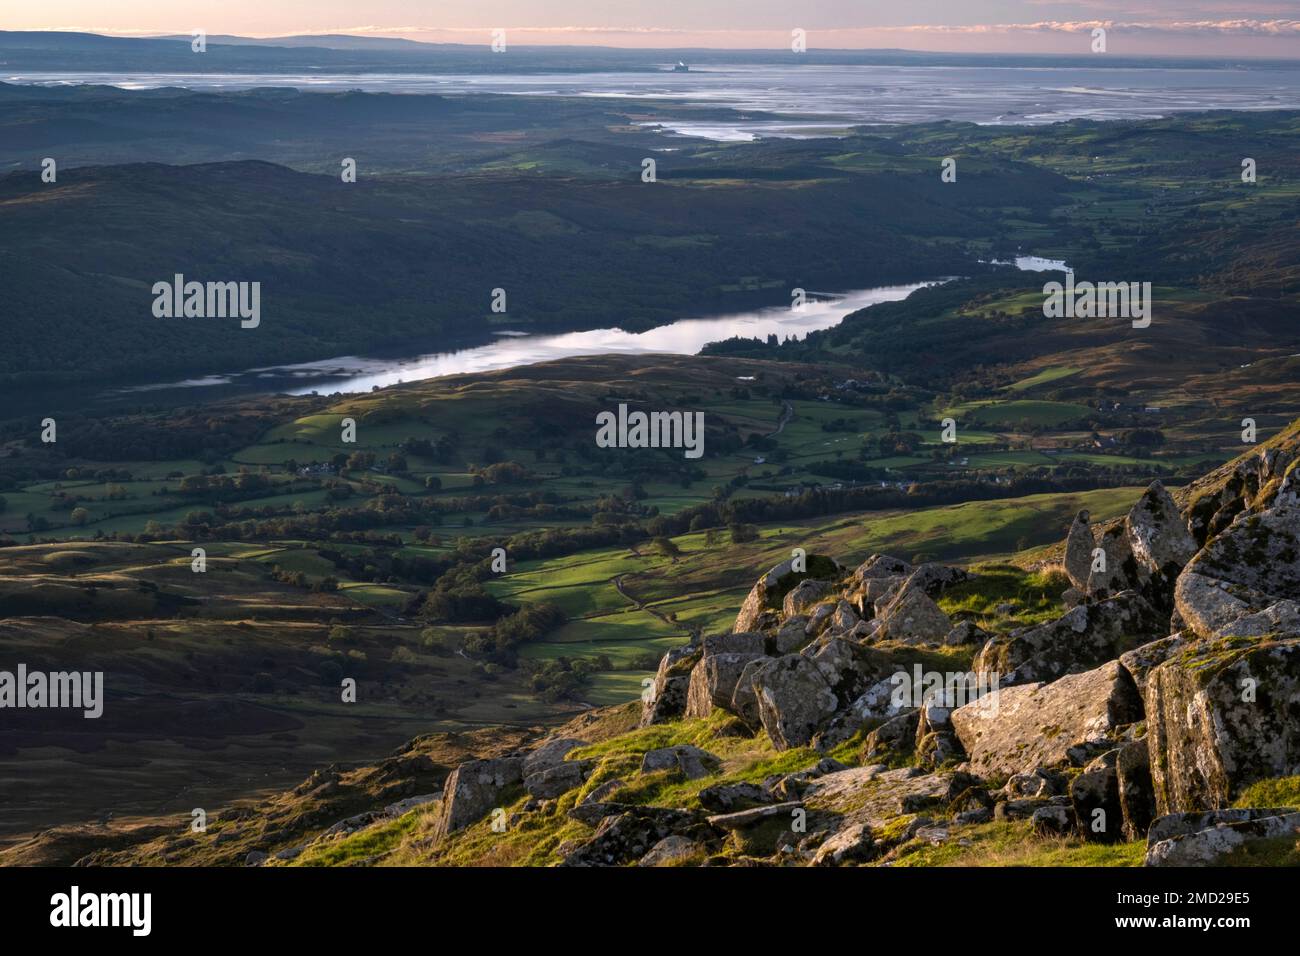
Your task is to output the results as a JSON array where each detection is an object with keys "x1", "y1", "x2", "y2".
[
  {"x1": 10, "y1": 64, "x2": 1300, "y2": 141},
  {"x1": 113, "y1": 257, "x2": 1065, "y2": 402}
]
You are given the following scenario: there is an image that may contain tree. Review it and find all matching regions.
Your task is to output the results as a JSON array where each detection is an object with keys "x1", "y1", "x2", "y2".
[
  {"x1": 70, "y1": 507, "x2": 90, "y2": 527},
  {"x1": 653, "y1": 536, "x2": 682, "y2": 561}
]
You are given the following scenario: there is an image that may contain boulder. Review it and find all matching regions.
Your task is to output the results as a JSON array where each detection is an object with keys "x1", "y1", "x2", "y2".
[
  {"x1": 875, "y1": 588, "x2": 952, "y2": 645},
  {"x1": 950, "y1": 661, "x2": 1143, "y2": 777},
  {"x1": 861, "y1": 710, "x2": 920, "y2": 762},
  {"x1": 1173, "y1": 478, "x2": 1300, "y2": 638},
  {"x1": 684, "y1": 634, "x2": 767, "y2": 719},
  {"x1": 807, "y1": 637, "x2": 889, "y2": 707},
  {"x1": 1003, "y1": 769, "x2": 1067, "y2": 799},
  {"x1": 524, "y1": 760, "x2": 592, "y2": 800},
  {"x1": 1031, "y1": 804, "x2": 1075, "y2": 837},
  {"x1": 1116, "y1": 738, "x2": 1157, "y2": 841},
  {"x1": 810, "y1": 822, "x2": 877, "y2": 866},
  {"x1": 852, "y1": 554, "x2": 912, "y2": 583},
  {"x1": 523, "y1": 737, "x2": 587, "y2": 778},
  {"x1": 1126, "y1": 480, "x2": 1198, "y2": 583},
  {"x1": 1087, "y1": 524, "x2": 1137, "y2": 597},
  {"x1": 1069, "y1": 755, "x2": 1123, "y2": 843},
  {"x1": 1145, "y1": 811, "x2": 1300, "y2": 866},
  {"x1": 811, "y1": 676, "x2": 910, "y2": 752},
  {"x1": 1064, "y1": 509, "x2": 1094, "y2": 591},
  {"x1": 783, "y1": 579, "x2": 834, "y2": 617},
  {"x1": 640, "y1": 644, "x2": 700, "y2": 726},
  {"x1": 1145, "y1": 807, "x2": 1297, "y2": 847},
  {"x1": 733, "y1": 555, "x2": 841, "y2": 633},
  {"x1": 803, "y1": 766, "x2": 981, "y2": 832},
  {"x1": 752, "y1": 654, "x2": 841, "y2": 750},
  {"x1": 431, "y1": 756, "x2": 524, "y2": 842},
  {"x1": 1144, "y1": 635, "x2": 1300, "y2": 815},
  {"x1": 944, "y1": 620, "x2": 989, "y2": 646},
  {"x1": 974, "y1": 591, "x2": 1164, "y2": 686},
  {"x1": 1118, "y1": 634, "x2": 1188, "y2": 695},
  {"x1": 562, "y1": 807, "x2": 718, "y2": 867},
  {"x1": 729, "y1": 657, "x2": 770, "y2": 731},
  {"x1": 697, "y1": 782, "x2": 773, "y2": 814},
  {"x1": 639, "y1": 745, "x2": 721, "y2": 781},
  {"x1": 637, "y1": 835, "x2": 706, "y2": 867}
]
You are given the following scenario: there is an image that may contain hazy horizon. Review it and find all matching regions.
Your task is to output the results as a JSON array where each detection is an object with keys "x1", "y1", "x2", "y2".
[{"x1": 5, "y1": 1, "x2": 1299, "y2": 58}]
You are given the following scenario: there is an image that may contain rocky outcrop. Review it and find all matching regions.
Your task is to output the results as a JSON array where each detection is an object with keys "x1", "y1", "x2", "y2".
[
  {"x1": 1145, "y1": 810, "x2": 1300, "y2": 866},
  {"x1": 684, "y1": 632, "x2": 767, "y2": 719},
  {"x1": 640, "y1": 745, "x2": 721, "y2": 780},
  {"x1": 950, "y1": 661, "x2": 1143, "y2": 777},
  {"x1": 640, "y1": 643, "x2": 699, "y2": 727},
  {"x1": 875, "y1": 589, "x2": 952, "y2": 645},
  {"x1": 1127, "y1": 481, "x2": 1198, "y2": 582},
  {"x1": 1174, "y1": 481, "x2": 1300, "y2": 639},
  {"x1": 975, "y1": 591, "x2": 1164, "y2": 685},
  {"x1": 752, "y1": 654, "x2": 841, "y2": 750},
  {"x1": 1144, "y1": 636, "x2": 1300, "y2": 815},
  {"x1": 432, "y1": 756, "x2": 524, "y2": 842},
  {"x1": 563, "y1": 807, "x2": 720, "y2": 866},
  {"x1": 733, "y1": 555, "x2": 842, "y2": 633},
  {"x1": 1064, "y1": 510, "x2": 1094, "y2": 590}
]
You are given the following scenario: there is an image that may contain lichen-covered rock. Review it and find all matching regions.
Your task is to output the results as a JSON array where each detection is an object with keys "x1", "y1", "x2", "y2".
[
  {"x1": 810, "y1": 822, "x2": 876, "y2": 866},
  {"x1": 728, "y1": 657, "x2": 769, "y2": 732},
  {"x1": 950, "y1": 661, "x2": 1143, "y2": 777},
  {"x1": 1087, "y1": 524, "x2": 1137, "y2": 597},
  {"x1": 752, "y1": 654, "x2": 840, "y2": 750},
  {"x1": 640, "y1": 745, "x2": 721, "y2": 780},
  {"x1": 733, "y1": 555, "x2": 842, "y2": 633},
  {"x1": 1070, "y1": 754, "x2": 1122, "y2": 843},
  {"x1": 562, "y1": 807, "x2": 719, "y2": 867},
  {"x1": 697, "y1": 781, "x2": 773, "y2": 814},
  {"x1": 1003, "y1": 769, "x2": 1067, "y2": 799},
  {"x1": 1118, "y1": 634, "x2": 1188, "y2": 695},
  {"x1": 636, "y1": 834, "x2": 706, "y2": 867},
  {"x1": 1145, "y1": 811, "x2": 1300, "y2": 866},
  {"x1": 432, "y1": 756, "x2": 524, "y2": 842},
  {"x1": 803, "y1": 766, "x2": 980, "y2": 831},
  {"x1": 1031, "y1": 804, "x2": 1075, "y2": 836},
  {"x1": 1126, "y1": 480, "x2": 1198, "y2": 583},
  {"x1": 852, "y1": 554, "x2": 913, "y2": 583},
  {"x1": 640, "y1": 644, "x2": 700, "y2": 727},
  {"x1": 522, "y1": 737, "x2": 587, "y2": 778},
  {"x1": 944, "y1": 620, "x2": 989, "y2": 646},
  {"x1": 1064, "y1": 509, "x2": 1095, "y2": 591},
  {"x1": 1173, "y1": 480, "x2": 1300, "y2": 638},
  {"x1": 860, "y1": 709, "x2": 920, "y2": 762},
  {"x1": 807, "y1": 637, "x2": 889, "y2": 707},
  {"x1": 1144, "y1": 636, "x2": 1300, "y2": 815},
  {"x1": 875, "y1": 588, "x2": 952, "y2": 645},
  {"x1": 811, "y1": 676, "x2": 910, "y2": 752},
  {"x1": 1145, "y1": 807, "x2": 1296, "y2": 847},
  {"x1": 974, "y1": 591, "x2": 1164, "y2": 686},
  {"x1": 874, "y1": 563, "x2": 972, "y2": 615},
  {"x1": 1117, "y1": 738, "x2": 1157, "y2": 841},
  {"x1": 783, "y1": 579, "x2": 835, "y2": 618},
  {"x1": 524, "y1": 760, "x2": 592, "y2": 799},
  {"x1": 831, "y1": 599, "x2": 860, "y2": 633},
  {"x1": 684, "y1": 632, "x2": 767, "y2": 719}
]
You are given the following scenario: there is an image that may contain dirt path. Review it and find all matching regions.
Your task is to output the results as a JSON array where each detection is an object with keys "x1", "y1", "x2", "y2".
[{"x1": 613, "y1": 572, "x2": 698, "y2": 639}]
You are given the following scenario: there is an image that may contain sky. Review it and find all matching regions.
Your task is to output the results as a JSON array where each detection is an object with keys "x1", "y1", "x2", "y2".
[{"x1": 6, "y1": 1, "x2": 1300, "y2": 56}]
